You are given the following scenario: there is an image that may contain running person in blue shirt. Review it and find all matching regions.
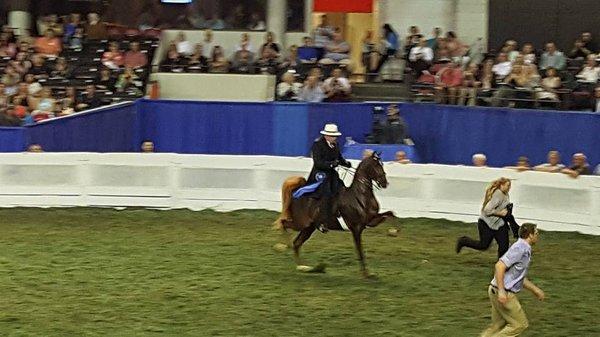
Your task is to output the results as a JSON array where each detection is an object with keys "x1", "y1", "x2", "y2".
[{"x1": 481, "y1": 223, "x2": 545, "y2": 337}]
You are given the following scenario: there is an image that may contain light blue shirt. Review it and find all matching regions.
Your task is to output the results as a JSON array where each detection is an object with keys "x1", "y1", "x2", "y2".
[{"x1": 491, "y1": 239, "x2": 532, "y2": 293}]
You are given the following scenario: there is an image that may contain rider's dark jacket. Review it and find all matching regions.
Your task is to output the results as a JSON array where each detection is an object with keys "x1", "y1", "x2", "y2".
[{"x1": 307, "y1": 137, "x2": 351, "y2": 198}]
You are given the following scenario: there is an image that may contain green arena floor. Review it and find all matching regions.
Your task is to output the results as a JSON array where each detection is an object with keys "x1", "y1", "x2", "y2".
[{"x1": 0, "y1": 208, "x2": 598, "y2": 337}]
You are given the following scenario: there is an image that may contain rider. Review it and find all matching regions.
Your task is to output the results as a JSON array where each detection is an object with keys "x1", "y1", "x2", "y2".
[{"x1": 308, "y1": 123, "x2": 352, "y2": 232}]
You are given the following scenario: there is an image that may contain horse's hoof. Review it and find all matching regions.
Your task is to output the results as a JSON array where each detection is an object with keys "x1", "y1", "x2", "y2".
[
  {"x1": 273, "y1": 243, "x2": 288, "y2": 252},
  {"x1": 296, "y1": 264, "x2": 327, "y2": 273},
  {"x1": 362, "y1": 272, "x2": 378, "y2": 280}
]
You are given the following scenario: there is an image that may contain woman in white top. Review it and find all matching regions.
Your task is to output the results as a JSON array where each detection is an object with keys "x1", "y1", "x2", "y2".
[
  {"x1": 456, "y1": 177, "x2": 520, "y2": 258},
  {"x1": 276, "y1": 72, "x2": 302, "y2": 101}
]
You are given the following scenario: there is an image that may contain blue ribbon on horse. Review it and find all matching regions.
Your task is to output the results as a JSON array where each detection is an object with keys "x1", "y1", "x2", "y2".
[{"x1": 292, "y1": 172, "x2": 327, "y2": 199}]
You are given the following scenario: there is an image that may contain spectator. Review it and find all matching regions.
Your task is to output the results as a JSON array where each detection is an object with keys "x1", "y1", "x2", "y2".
[
  {"x1": 68, "y1": 27, "x2": 84, "y2": 50},
  {"x1": 11, "y1": 96, "x2": 28, "y2": 120},
  {"x1": 201, "y1": 29, "x2": 215, "y2": 59},
  {"x1": 96, "y1": 68, "x2": 116, "y2": 91},
  {"x1": 26, "y1": 82, "x2": 43, "y2": 110},
  {"x1": 61, "y1": 86, "x2": 80, "y2": 113},
  {"x1": 404, "y1": 26, "x2": 421, "y2": 55},
  {"x1": 536, "y1": 67, "x2": 561, "y2": 101},
  {"x1": 540, "y1": 42, "x2": 566, "y2": 71},
  {"x1": 231, "y1": 49, "x2": 255, "y2": 74},
  {"x1": 395, "y1": 151, "x2": 412, "y2": 164},
  {"x1": 492, "y1": 52, "x2": 512, "y2": 80},
  {"x1": 472, "y1": 153, "x2": 487, "y2": 167},
  {"x1": 63, "y1": 13, "x2": 82, "y2": 42},
  {"x1": 534, "y1": 150, "x2": 565, "y2": 172},
  {"x1": 37, "y1": 14, "x2": 63, "y2": 36},
  {"x1": 115, "y1": 67, "x2": 142, "y2": 94},
  {"x1": 375, "y1": 24, "x2": 399, "y2": 74},
  {"x1": 27, "y1": 144, "x2": 43, "y2": 152},
  {"x1": 568, "y1": 39, "x2": 592, "y2": 60},
  {"x1": 102, "y1": 41, "x2": 124, "y2": 70},
  {"x1": 279, "y1": 45, "x2": 300, "y2": 72},
  {"x1": 320, "y1": 31, "x2": 351, "y2": 65},
  {"x1": 84, "y1": 13, "x2": 108, "y2": 40},
  {"x1": 458, "y1": 62, "x2": 481, "y2": 106},
  {"x1": 124, "y1": 42, "x2": 148, "y2": 69},
  {"x1": 175, "y1": 31, "x2": 193, "y2": 56},
  {"x1": 247, "y1": 12, "x2": 266, "y2": 31},
  {"x1": 256, "y1": 46, "x2": 279, "y2": 74},
  {"x1": 162, "y1": 42, "x2": 182, "y2": 71},
  {"x1": 31, "y1": 87, "x2": 56, "y2": 122},
  {"x1": 409, "y1": 36, "x2": 434, "y2": 76},
  {"x1": 435, "y1": 60, "x2": 464, "y2": 105},
  {"x1": 323, "y1": 68, "x2": 351, "y2": 102},
  {"x1": 141, "y1": 140, "x2": 155, "y2": 153},
  {"x1": 561, "y1": 153, "x2": 591, "y2": 178},
  {"x1": 313, "y1": 14, "x2": 334, "y2": 48},
  {"x1": 594, "y1": 86, "x2": 600, "y2": 112},
  {"x1": 79, "y1": 85, "x2": 102, "y2": 110},
  {"x1": 0, "y1": 83, "x2": 7, "y2": 108},
  {"x1": 50, "y1": 57, "x2": 71, "y2": 78},
  {"x1": 492, "y1": 64, "x2": 537, "y2": 107},
  {"x1": 298, "y1": 37, "x2": 319, "y2": 63},
  {"x1": 29, "y1": 54, "x2": 49, "y2": 79},
  {"x1": 259, "y1": 31, "x2": 281, "y2": 56},
  {"x1": 362, "y1": 31, "x2": 378, "y2": 77},
  {"x1": 2, "y1": 65, "x2": 22, "y2": 88},
  {"x1": 0, "y1": 32, "x2": 17, "y2": 58},
  {"x1": 426, "y1": 27, "x2": 442, "y2": 51},
  {"x1": 235, "y1": 33, "x2": 255, "y2": 54},
  {"x1": 298, "y1": 74, "x2": 324, "y2": 102},
  {"x1": 502, "y1": 40, "x2": 520, "y2": 62},
  {"x1": 505, "y1": 156, "x2": 531, "y2": 171},
  {"x1": 17, "y1": 40, "x2": 32, "y2": 54},
  {"x1": 445, "y1": 31, "x2": 469, "y2": 59},
  {"x1": 276, "y1": 72, "x2": 302, "y2": 101},
  {"x1": 209, "y1": 46, "x2": 229, "y2": 73},
  {"x1": 14, "y1": 52, "x2": 32, "y2": 75},
  {"x1": 575, "y1": 54, "x2": 600, "y2": 84},
  {"x1": 35, "y1": 29, "x2": 62, "y2": 57},
  {"x1": 521, "y1": 43, "x2": 536, "y2": 65},
  {"x1": 581, "y1": 32, "x2": 597, "y2": 53},
  {"x1": 187, "y1": 43, "x2": 209, "y2": 70},
  {"x1": 381, "y1": 104, "x2": 409, "y2": 144},
  {"x1": 362, "y1": 149, "x2": 374, "y2": 160}
]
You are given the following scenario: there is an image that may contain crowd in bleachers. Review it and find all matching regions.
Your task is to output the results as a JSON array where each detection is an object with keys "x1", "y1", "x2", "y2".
[
  {"x1": 398, "y1": 27, "x2": 600, "y2": 111},
  {"x1": 0, "y1": 13, "x2": 158, "y2": 126},
  {"x1": 160, "y1": 14, "x2": 354, "y2": 103}
]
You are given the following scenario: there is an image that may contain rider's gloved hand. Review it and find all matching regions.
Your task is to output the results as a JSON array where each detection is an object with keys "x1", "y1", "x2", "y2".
[
  {"x1": 330, "y1": 160, "x2": 339, "y2": 168},
  {"x1": 341, "y1": 160, "x2": 352, "y2": 168}
]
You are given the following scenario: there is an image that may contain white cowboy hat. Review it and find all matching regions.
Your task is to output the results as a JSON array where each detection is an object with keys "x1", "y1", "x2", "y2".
[{"x1": 320, "y1": 123, "x2": 342, "y2": 137}]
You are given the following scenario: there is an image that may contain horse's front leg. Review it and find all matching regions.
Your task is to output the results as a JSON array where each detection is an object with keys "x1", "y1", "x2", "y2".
[{"x1": 365, "y1": 211, "x2": 396, "y2": 228}]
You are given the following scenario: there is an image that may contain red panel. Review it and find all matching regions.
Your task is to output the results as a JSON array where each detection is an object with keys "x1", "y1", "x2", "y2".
[{"x1": 314, "y1": 0, "x2": 373, "y2": 13}]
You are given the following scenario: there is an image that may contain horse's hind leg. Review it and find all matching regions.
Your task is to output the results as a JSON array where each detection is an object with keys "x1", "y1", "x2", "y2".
[{"x1": 293, "y1": 226, "x2": 316, "y2": 266}]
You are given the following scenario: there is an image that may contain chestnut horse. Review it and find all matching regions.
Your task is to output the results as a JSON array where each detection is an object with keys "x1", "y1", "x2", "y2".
[{"x1": 273, "y1": 153, "x2": 395, "y2": 277}]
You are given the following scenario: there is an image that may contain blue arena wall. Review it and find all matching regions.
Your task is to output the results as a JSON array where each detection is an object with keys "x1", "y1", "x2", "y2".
[{"x1": 0, "y1": 99, "x2": 598, "y2": 168}]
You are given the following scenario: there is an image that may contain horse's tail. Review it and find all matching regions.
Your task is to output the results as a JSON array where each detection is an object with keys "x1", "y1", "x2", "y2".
[{"x1": 272, "y1": 176, "x2": 306, "y2": 230}]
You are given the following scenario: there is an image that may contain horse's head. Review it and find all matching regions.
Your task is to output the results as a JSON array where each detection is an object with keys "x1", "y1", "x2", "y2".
[{"x1": 357, "y1": 151, "x2": 388, "y2": 189}]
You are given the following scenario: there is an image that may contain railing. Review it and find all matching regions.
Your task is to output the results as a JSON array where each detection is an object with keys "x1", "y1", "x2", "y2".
[{"x1": 0, "y1": 153, "x2": 598, "y2": 235}]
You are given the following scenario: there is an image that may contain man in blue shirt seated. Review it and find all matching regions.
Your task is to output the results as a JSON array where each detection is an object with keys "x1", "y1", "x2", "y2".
[{"x1": 481, "y1": 223, "x2": 545, "y2": 337}]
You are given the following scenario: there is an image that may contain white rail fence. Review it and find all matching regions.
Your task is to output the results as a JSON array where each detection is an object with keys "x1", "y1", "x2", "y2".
[{"x1": 0, "y1": 153, "x2": 598, "y2": 235}]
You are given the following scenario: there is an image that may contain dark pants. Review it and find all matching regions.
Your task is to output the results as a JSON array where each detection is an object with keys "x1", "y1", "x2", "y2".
[
  {"x1": 374, "y1": 48, "x2": 397, "y2": 74},
  {"x1": 461, "y1": 219, "x2": 510, "y2": 258}
]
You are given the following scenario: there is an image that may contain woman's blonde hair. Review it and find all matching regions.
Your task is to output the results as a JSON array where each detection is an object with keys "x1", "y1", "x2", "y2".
[{"x1": 482, "y1": 177, "x2": 511, "y2": 211}]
